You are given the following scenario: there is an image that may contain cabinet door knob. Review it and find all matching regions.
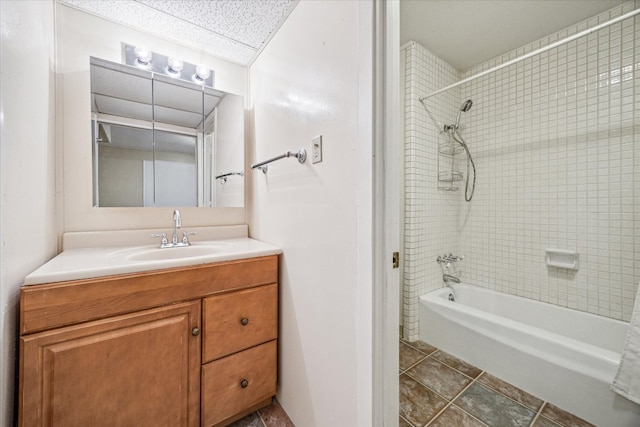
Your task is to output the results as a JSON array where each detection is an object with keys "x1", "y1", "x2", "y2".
[
  {"x1": 240, "y1": 317, "x2": 249, "y2": 326},
  {"x1": 240, "y1": 379, "x2": 249, "y2": 388},
  {"x1": 191, "y1": 327, "x2": 200, "y2": 336}
]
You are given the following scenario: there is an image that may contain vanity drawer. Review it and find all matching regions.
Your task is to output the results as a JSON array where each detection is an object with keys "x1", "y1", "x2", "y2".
[
  {"x1": 203, "y1": 283, "x2": 277, "y2": 362},
  {"x1": 201, "y1": 340, "x2": 277, "y2": 427}
]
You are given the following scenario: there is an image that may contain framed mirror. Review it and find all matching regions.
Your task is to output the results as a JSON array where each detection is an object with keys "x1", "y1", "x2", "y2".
[{"x1": 90, "y1": 56, "x2": 244, "y2": 208}]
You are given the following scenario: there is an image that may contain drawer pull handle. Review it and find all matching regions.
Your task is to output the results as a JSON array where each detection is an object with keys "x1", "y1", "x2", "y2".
[
  {"x1": 240, "y1": 379, "x2": 249, "y2": 388},
  {"x1": 240, "y1": 317, "x2": 249, "y2": 326},
  {"x1": 191, "y1": 327, "x2": 200, "y2": 336}
]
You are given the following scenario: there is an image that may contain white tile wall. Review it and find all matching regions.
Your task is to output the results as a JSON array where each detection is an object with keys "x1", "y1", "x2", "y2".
[
  {"x1": 403, "y1": 1, "x2": 640, "y2": 339},
  {"x1": 402, "y1": 42, "x2": 461, "y2": 340}
]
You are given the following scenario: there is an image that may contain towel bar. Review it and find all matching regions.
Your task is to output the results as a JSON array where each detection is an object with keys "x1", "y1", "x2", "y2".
[
  {"x1": 215, "y1": 172, "x2": 244, "y2": 183},
  {"x1": 251, "y1": 149, "x2": 307, "y2": 174}
]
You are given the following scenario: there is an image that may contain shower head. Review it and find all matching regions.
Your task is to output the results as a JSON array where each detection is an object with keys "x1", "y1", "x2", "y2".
[
  {"x1": 460, "y1": 99, "x2": 473, "y2": 112},
  {"x1": 454, "y1": 99, "x2": 473, "y2": 128}
]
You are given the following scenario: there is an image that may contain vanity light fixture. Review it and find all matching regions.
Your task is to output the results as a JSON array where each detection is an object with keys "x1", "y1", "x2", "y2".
[{"x1": 123, "y1": 43, "x2": 215, "y2": 87}]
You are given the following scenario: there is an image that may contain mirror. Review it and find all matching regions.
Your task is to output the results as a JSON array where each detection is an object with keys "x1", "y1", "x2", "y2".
[{"x1": 90, "y1": 57, "x2": 244, "y2": 207}]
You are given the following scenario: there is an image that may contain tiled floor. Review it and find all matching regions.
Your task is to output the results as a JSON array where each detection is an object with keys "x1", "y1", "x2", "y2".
[
  {"x1": 228, "y1": 398, "x2": 295, "y2": 427},
  {"x1": 400, "y1": 340, "x2": 596, "y2": 427}
]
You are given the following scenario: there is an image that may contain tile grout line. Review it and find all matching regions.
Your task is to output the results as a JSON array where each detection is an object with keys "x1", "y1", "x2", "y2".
[
  {"x1": 257, "y1": 409, "x2": 268, "y2": 427},
  {"x1": 401, "y1": 349, "x2": 432, "y2": 372},
  {"x1": 427, "y1": 353, "x2": 481, "y2": 381},
  {"x1": 423, "y1": 372, "x2": 484, "y2": 427},
  {"x1": 528, "y1": 402, "x2": 564, "y2": 427},
  {"x1": 398, "y1": 414, "x2": 415, "y2": 427},
  {"x1": 528, "y1": 402, "x2": 546, "y2": 427},
  {"x1": 401, "y1": 340, "x2": 439, "y2": 358},
  {"x1": 401, "y1": 356, "x2": 428, "y2": 373},
  {"x1": 403, "y1": 342, "x2": 481, "y2": 382}
]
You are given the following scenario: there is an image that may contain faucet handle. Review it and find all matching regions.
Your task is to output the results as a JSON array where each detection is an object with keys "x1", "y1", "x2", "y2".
[
  {"x1": 151, "y1": 233, "x2": 169, "y2": 246},
  {"x1": 182, "y1": 231, "x2": 196, "y2": 245}
]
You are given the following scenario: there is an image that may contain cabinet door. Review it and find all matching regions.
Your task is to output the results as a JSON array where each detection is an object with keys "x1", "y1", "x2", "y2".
[{"x1": 19, "y1": 301, "x2": 200, "y2": 427}]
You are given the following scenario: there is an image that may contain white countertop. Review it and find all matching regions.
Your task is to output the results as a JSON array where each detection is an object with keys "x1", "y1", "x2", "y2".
[{"x1": 24, "y1": 237, "x2": 281, "y2": 286}]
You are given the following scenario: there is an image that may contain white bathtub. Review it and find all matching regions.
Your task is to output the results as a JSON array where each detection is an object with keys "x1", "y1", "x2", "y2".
[{"x1": 419, "y1": 283, "x2": 640, "y2": 426}]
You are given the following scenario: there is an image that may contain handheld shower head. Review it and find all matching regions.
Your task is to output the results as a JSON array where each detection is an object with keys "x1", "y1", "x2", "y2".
[{"x1": 454, "y1": 99, "x2": 473, "y2": 129}]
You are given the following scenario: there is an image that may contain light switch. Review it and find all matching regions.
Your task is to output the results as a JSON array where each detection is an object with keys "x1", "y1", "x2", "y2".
[{"x1": 312, "y1": 135, "x2": 323, "y2": 164}]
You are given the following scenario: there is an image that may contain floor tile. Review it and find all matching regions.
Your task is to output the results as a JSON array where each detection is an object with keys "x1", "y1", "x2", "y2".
[
  {"x1": 431, "y1": 350, "x2": 482, "y2": 378},
  {"x1": 531, "y1": 415, "x2": 562, "y2": 427},
  {"x1": 405, "y1": 340, "x2": 437, "y2": 355},
  {"x1": 399, "y1": 374, "x2": 448, "y2": 426},
  {"x1": 540, "y1": 403, "x2": 595, "y2": 427},
  {"x1": 406, "y1": 357, "x2": 472, "y2": 400},
  {"x1": 454, "y1": 382, "x2": 536, "y2": 427},
  {"x1": 477, "y1": 372, "x2": 543, "y2": 411},
  {"x1": 227, "y1": 412, "x2": 264, "y2": 427},
  {"x1": 400, "y1": 342, "x2": 427, "y2": 371},
  {"x1": 429, "y1": 405, "x2": 488, "y2": 427},
  {"x1": 399, "y1": 340, "x2": 591, "y2": 427},
  {"x1": 258, "y1": 399, "x2": 295, "y2": 427}
]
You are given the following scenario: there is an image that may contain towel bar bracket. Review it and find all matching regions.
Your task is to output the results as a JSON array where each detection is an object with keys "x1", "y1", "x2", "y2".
[{"x1": 251, "y1": 148, "x2": 307, "y2": 174}]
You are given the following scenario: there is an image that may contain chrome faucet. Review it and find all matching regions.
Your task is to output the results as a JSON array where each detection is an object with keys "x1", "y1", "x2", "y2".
[
  {"x1": 443, "y1": 274, "x2": 461, "y2": 284},
  {"x1": 172, "y1": 209, "x2": 182, "y2": 245},
  {"x1": 151, "y1": 209, "x2": 195, "y2": 248}
]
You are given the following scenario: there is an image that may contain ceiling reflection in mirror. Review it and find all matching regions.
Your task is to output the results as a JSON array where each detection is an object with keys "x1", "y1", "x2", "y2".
[{"x1": 90, "y1": 55, "x2": 244, "y2": 208}]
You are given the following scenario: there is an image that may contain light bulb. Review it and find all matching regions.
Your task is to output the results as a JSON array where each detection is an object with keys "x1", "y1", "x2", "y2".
[
  {"x1": 166, "y1": 57, "x2": 183, "y2": 77},
  {"x1": 193, "y1": 64, "x2": 211, "y2": 83},
  {"x1": 134, "y1": 46, "x2": 152, "y2": 66}
]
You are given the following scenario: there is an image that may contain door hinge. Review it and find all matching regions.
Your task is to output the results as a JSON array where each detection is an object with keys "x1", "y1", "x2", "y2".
[{"x1": 392, "y1": 252, "x2": 399, "y2": 269}]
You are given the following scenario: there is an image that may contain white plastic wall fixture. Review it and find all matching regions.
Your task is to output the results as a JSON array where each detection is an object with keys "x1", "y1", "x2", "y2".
[{"x1": 545, "y1": 248, "x2": 579, "y2": 270}]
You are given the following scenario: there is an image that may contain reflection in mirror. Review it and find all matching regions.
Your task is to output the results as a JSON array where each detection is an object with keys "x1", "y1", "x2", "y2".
[
  {"x1": 152, "y1": 75, "x2": 201, "y2": 207},
  {"x1": 90, "y1": 56, "x2": 244, "y2": 208}
]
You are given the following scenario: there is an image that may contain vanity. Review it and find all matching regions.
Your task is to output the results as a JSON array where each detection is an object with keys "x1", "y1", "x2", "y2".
[{"x1": 18, "y1": 228, "x2": 281, "y2": 427}]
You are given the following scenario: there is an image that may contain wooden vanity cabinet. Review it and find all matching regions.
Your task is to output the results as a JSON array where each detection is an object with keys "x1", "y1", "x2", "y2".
[{"x1": 19, "y1": 255, "x2": 279, "y2": 427}]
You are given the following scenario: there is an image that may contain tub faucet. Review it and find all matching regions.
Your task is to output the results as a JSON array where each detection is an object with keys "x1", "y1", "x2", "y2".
[
  {"x1": 443, "y1": 274, "x2": 460, "y2": 284},
  {"x1": 172, "y1": 209, "x2": 182, "y2": 245}
]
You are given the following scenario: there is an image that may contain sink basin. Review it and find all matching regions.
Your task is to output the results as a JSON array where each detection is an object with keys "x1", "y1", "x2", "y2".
[
  {"x1": 109, "y1": 242, "x2": 233, "y2": 262},
  {"x1": 127, "y1": 245, "x2": 226, "y2": 261}
]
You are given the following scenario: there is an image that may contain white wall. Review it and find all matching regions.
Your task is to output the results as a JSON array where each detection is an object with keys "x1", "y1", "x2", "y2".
[
  {"x1": 248, "y1": 1, "x2": 374, "y2": 425},
  {"x1": 57, "y1": 4, "x2": 247, "y2": 232},
  {"x1": 0, "y1": 1, "x2": 57, "y2": 425}
]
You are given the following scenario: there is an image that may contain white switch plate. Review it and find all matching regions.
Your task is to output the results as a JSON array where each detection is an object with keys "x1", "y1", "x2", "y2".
[{"x1": 312, "y1": 135, "x2": 322, "y2": 164}]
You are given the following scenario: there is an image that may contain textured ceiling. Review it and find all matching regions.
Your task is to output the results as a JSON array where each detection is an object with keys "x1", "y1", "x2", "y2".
[
  {"x1": 401, "y1": 0, "x2": 628, "y2": 71},
  {"x1": 61, "y1": 0, "x2": 298, "y2": 66},
  {"x1": 62, "y1": 0, "x2": 630, "y2": 71}
]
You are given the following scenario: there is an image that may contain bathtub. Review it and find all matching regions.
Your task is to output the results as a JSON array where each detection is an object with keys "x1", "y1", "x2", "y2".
[{"x1": 419, "y1": 283, "x2": 640, "y2": 426}]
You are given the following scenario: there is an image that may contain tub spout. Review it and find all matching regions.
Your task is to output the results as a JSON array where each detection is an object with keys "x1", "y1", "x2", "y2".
[{"x1": 443, "y1": 274, "x2": 460, "y2": 284}]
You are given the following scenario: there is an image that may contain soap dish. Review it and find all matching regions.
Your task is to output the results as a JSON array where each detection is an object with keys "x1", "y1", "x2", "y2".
[{"x1": 545, "y1": 248, "x2": 579, "y2": 270}]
